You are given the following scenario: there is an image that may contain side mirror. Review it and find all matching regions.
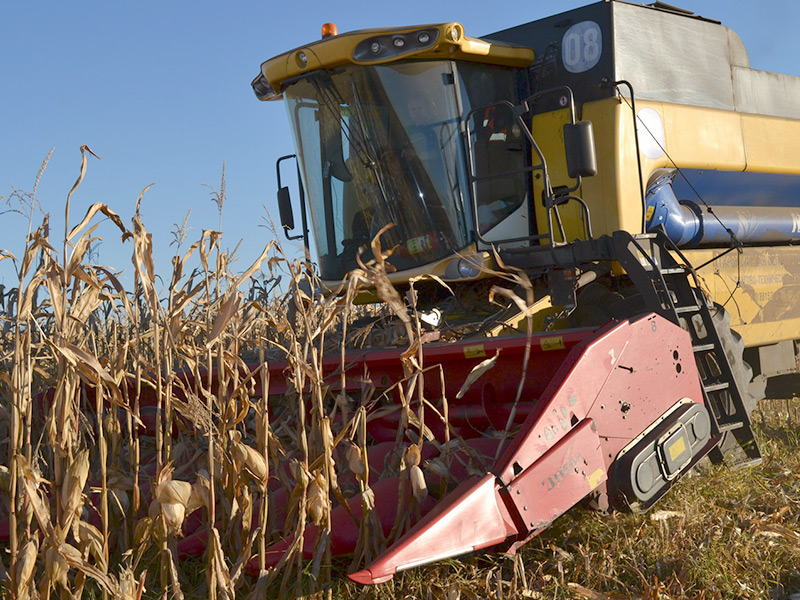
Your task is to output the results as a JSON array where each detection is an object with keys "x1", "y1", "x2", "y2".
[
  {"x1": 277, "y1": 186, "x2": 295, "y2": 231},
  {"x1": 564, "y1": 121, "x2": 597, "y2": 179}
]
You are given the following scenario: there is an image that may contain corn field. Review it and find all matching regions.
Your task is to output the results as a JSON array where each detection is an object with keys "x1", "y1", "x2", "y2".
[
  {"x1": 0, "y1": 147, "x2": 480, "y2": 599},
  {"x1": 3, "y1": 148, "x2": 798, "y2": 600}
]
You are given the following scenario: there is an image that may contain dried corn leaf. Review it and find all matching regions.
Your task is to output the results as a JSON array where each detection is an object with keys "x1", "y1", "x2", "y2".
[
  {"x1": 65, "y1": 145, "x2": 100, "y2": 214},
  {"x1": 189, "y1": 472, "x2": 211, "y2": 513},
  {"x1": 753, "y1": 523, "x2": 800, "y2": 543},
  {"x1": 307, "y1": 471, "x2": 328, "y2": 526},
  {"x1": 65, "y1": 225, "x2": 101, "y2": 279},
  {"x1": 119, "y1": 567, "x2": 147, "y2": 600},
  {"x1": 95, "y1": 265, "x2": 134, "y2": 319},
  {"x1": 455, "y1": 352, "x2": 500, "y2": 399},
  {"x1": 409, "y1": 272, "x2": 454, "y2": 296},
  {"x1": 59, "y1": 540, "x2": 118, "y2": 595},
  {"x1": 67, "y1": 282, "x2": 103, "y2": 324},
  {"x1": 650, "y1": 510, "x2": 684, "y2": 522},
  {"x1": 45, "y1": 544, "x2": 70, "y2": 589},
  {"x1": 206, "y1": 290, "x2": 242, "y2": 347},
  {"x1": 77, "y1": 520, "x2": 107, "y2": 572},
  {"x1": 76, "y1": 520, "x2": 103, "y2": 546},
  {"x1": 130, "y1": 213, "x2": 157, "y2": 309},
  {"x1": 566, "y1": 582, "x2": 613, "y2": 600},
  {"x1": 44, "y1": 261, "x2": 65, "y2": 326},
  {"x1": 134, "y1": 517, "x2": 154, "y2": 547},
  {"x1": 361, "y1": 486, "x2": 376, "y2": 511},
  {"x1": 17, "y1": 272, "x2": 45, "y2": 320},
  {"x1": 17, "y1": 456, "x2": 54, "y2": 540},
  {"x1": 232, "y1": 241, "x2": 275, "y2": 290},
  {"x1": 169, "y1": 280, "x2": 205, "y2": 320},
  {"x1": 210, "y1": 527, "x2": 235, "y2": 600},
  {"x1": 50, "y1": 340, "x2": 122, "y2": 392},
  {"x1": 18, "y1": 224, "x2": 52, "y2": 279},
  {"x1": 490, "y1": 285, "x2": 529, "y2": 313},
  {"x1": 67, "y1": 201, "x2": 126, "y2": 241},
  {"x1": 166, "y1": 545, "x2": 185, "y2": 600}
]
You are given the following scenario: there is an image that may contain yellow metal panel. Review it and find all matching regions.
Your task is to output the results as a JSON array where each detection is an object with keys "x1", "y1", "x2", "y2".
[
  {"x1": 487, "y1": 295, "x2": 555, "y2": 337},
  {"x1": 578, "y1": 98, "x2": 647, "y2": 237},
  {"x1": 682, "y1": 246, "x2": 800, "y2": 347},
  {"x1": 531, "y1": 98, "x2": 651, "y2": 241},
  {"x1": 734, "y1": 319, "x2": 800, "y2": 349},
  {"x1": 658, "y1": 103, "x2": 746, "y2": 170},
  {"x1": 741, "y1": 113, "x2": 800, "y2": 174},
  {"x1": 631, "y1": 101, "x2": 800, "y2": 176},
  {"x1": 575, "y1": 99, "x2": 750, "y2": 239},
  {"x1": 531, "y1": 108, "x2": 582, "y2": 242}
]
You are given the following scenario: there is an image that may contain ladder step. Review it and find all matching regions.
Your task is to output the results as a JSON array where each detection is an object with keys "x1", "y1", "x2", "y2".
[
  {"x1": 661, "y1": 267, "x2": 687, "y2": 275},
  {"x1": 704, "y1": 381, "x2": 730, "y2": 393},
  {"x1": 692, "y1": 343, "x2": 716, "y2": 352},
  {"x1": 717, "y1": 420, "x2": 745, "y2": 432},
  {"x1": 675, "y1": 305, "x2": 702, "y2": 314}
]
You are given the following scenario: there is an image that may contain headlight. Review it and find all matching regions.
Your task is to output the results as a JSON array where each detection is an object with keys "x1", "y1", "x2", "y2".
[
  {"x1": 353, "y1": 27, "x2": 439, "y2": 62},
  {"x1": 457, "y1": 259, "x2": 480, "y2": 278},
  {"x1": 251, "y1": 73, "x2": 278, "y2": 100},
  {"x1": 443, "y1": 253, "x2": 489, "y2": 281}
]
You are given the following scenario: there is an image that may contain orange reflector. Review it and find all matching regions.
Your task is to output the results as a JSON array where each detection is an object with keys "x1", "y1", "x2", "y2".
[{"x1": 322, "y1": 23, "x2": 338, "y2": 38}]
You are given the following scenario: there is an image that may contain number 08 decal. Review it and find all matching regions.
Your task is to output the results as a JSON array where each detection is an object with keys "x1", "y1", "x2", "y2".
[{"x1": 561, "y1": 21, "x2": 602, "y2": 73}]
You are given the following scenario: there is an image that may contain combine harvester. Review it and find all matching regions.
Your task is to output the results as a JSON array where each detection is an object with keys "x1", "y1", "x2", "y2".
[{"x1": 246, "y1": 0, "x2": 800, "y2": 584}]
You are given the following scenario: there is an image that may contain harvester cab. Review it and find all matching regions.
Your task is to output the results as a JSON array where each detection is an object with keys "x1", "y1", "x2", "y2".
[
  {"x1": 253, "y1": 20, "x2": 600, "y2": 290},
  {"x1": 251, "y1": 0, "x2": 800, "y2": 585}
]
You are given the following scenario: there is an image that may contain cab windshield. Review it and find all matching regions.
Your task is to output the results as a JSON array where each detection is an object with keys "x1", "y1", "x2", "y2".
[{"x1": 283, "y1": 60, "x2": 527, "y2": 280}]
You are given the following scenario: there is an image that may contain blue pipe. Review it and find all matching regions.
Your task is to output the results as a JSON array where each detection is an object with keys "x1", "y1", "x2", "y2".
[{"x1": 645, "y1": 173, "x2": 800, "y2": 247}]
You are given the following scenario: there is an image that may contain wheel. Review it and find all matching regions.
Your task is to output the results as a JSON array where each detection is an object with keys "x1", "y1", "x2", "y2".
[
  {"x1": 711, "y1": 305, "x2": 766, "y2": 415},
  {"x1": 710, "y1": 304, "x2": 764, "y2": 462}
]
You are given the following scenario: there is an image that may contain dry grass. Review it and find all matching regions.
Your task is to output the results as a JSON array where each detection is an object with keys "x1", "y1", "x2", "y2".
[
  {"x1": 1, "y1": 149, "x2": 799, "y2": 600},
  {"x1": 329, "y1": 398, "x2": 800, "y2": 600}
]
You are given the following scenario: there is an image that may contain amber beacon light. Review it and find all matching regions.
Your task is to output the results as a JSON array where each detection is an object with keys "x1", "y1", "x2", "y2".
[{"x1": 321, "y1": 22, "x2": 338, "y2": 38}]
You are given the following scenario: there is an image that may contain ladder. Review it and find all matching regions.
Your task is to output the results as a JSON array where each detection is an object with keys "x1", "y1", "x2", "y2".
[{"x1": 611, "y1": 230, "x2": 762, "y2": 467}]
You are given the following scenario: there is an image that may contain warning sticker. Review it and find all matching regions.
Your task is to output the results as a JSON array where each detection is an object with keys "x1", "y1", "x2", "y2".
[
  {"x1": 540, "y1": 336, "x2": 565, "y2": 351},
  {"x1": 463, "y1": 344, "x2": 487, "y2": 359},
  {"x1": 668, "y1": 437, "x2": 687, "y2": 461}
]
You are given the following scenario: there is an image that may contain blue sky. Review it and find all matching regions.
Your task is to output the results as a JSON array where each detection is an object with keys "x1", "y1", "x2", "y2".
[{"x1": 2, "y1": 0, "x2": 798, "y2": 289}]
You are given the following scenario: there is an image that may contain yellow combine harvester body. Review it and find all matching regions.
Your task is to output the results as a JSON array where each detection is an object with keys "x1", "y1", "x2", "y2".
[
  {"x1": 254, "y1": 0, "x2": 800, "y2": 379},
  {"x1": 537, "y1": 94, "x2": 800, "y2": 348},
  {"x1": 246, "y1": 1, "x2": 800, "y2": 580}
]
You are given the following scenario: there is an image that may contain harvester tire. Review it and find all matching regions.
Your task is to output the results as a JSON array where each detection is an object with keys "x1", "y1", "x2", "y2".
[
  {"x1": 711, "y1": 305, "x2": 766, "y2": 414},
  {"x1": 711, "y1": 304, "x2": 764, "y2": 461}
]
